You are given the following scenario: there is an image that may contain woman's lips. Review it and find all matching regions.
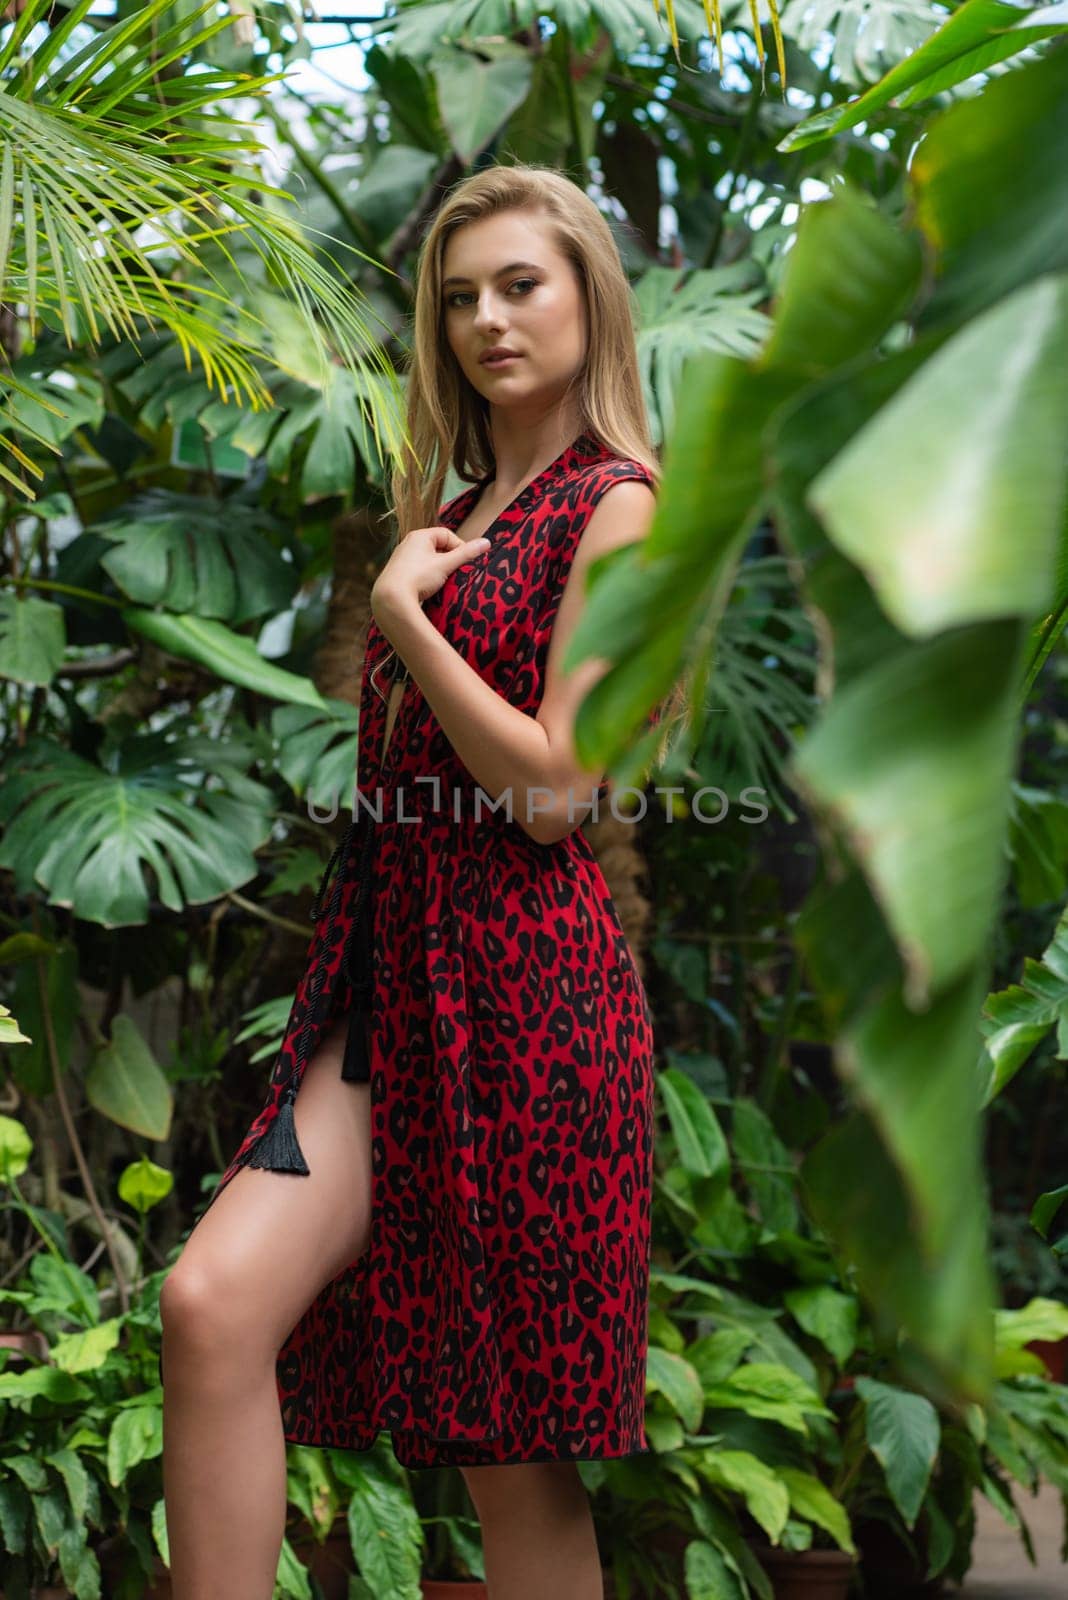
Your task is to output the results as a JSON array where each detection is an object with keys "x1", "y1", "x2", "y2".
[{"x1": 481, "y1": 354, "x2": 521, "y2": 369}]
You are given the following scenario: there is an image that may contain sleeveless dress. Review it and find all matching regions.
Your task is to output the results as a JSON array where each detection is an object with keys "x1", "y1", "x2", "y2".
[{"x1": 182, "y1": 429, "x2": 658, "y2": 1469}]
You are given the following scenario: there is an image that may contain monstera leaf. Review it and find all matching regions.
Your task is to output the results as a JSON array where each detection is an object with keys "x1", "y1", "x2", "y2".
[
  {"x1": 776, "y1": 0, "x2": 941, "y2": 90},
  {"x1": 228, "y1": 362, "x2": 381, "y2": 501},
  {"x1": 371, "y1": 0, "x2": 708, "y2": 62},
  {"x1": 634, "y1": 263, "x2": 773, "y2": 442},
  {"x1": 86, "y1": 492, "x2": 295, "y2": 624},
  {"x1": 271, "y1": 699, "x2": 361, "y2": 814},
  {"x1": 0, "y1": 734, "x2": 274, "y2": 927}
]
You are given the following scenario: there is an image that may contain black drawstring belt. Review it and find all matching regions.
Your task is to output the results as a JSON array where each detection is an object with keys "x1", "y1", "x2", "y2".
[{"x1": 339, "y1": 820, "x2": 376, "y2": 1081}]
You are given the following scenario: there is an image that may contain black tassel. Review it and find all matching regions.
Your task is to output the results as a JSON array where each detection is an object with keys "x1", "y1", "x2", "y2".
[{"x1": 241, "y1": 1082, "x2": 310, "y2": 1175}]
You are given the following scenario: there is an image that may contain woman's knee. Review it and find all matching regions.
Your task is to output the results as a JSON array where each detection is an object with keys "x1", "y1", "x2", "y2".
[
  {"x1": 159, "y1": 1260, "x2": 284, "y2": 1402},
  {"x1": 160, "y1": 1257, "x2": 263, "y2": 1363},
  {"x1": 159, "y1": 1241, "x2": 282, "y2": 1369}
]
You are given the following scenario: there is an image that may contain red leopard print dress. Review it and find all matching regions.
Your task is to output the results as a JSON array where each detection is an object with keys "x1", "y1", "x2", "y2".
[{"x1": 183, "y1": 429, "x2": 658, "y2": 1469}]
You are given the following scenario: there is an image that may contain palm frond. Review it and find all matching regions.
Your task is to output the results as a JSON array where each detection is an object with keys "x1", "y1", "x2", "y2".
[{"x1": 0, "y1": 0, "x2": 408, "y2": 495}]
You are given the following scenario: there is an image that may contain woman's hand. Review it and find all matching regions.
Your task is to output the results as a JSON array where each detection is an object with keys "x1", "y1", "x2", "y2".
[{"x1": 371, "y1": 525, "x2": 490, "y2": 631}]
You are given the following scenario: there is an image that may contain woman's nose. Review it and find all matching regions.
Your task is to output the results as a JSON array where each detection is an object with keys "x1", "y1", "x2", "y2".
[{"x1": 473, "y1": 297, "x2": 506, "y2": 332}]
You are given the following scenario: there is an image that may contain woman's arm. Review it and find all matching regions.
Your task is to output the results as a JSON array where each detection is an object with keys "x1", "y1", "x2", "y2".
[{"x1": 373, "y1": 479, "x2": 657, "y2": 846}]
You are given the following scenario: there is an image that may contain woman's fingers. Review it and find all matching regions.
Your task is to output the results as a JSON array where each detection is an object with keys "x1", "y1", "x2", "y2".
[
  {"x1": 445, "y1": 535, "x2": 490, "y2": 572},
  {"x1": 429, "y1": 525, "x2": 463, "y2": 550},
  {"x1": 375, "y1": 526, "x2": 490, "y2": 614}
]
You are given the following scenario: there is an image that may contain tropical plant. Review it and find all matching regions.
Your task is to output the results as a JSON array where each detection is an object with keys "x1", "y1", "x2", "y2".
[
  {"x1": 628, "y1": 1064, "x2": 1068, "y2": 1598},
  {"x1": 980, "y1": 903, "x2": 1068, "y2": 1253},
  {"x1": 3, "y1": 2, "x2": 1067, "y2": 1594},
  {"x1": 577, "y1": 14, "x2": 1068, "y2": 1406},
  {"x1": 0, "y1": 0, "x2": 408, "y2": 497}
]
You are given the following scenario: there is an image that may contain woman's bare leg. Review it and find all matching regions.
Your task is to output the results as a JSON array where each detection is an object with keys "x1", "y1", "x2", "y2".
[
  {"x1": 460, "y1": 1462, "x2": 604, "y2": 1600},
  {"x1": 161, "y1": 1014, "x2": 371, "y2": 1600}
]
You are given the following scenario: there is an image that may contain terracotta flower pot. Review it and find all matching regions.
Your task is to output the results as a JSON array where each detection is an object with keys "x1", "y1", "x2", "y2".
[
  {"x1": 751, "y1": 1544, "x2": 855, "y2": 1600},
  {"x1": 1026, "y1": 1336, "x2": 1068, "y2": 1384},
  {"x1": 0, "y1": 1329, "x2": 49, "y2": 1361},
  {"x1": 290, "y1": 1528, "x2": 355, "y2": 1600},
  {"x1": 850, "y1": 1510, "x2": 940, "y2": 1600},
  {"x1": 94, "y1": 1534, "x2": 172, "y2": 1599},
  {"x1": 94, "y1": 1525, "x2": 350, "y2": 1600},
  {"x1": 853, "y1": 1515, "x2": 944, "y2": 1598}
]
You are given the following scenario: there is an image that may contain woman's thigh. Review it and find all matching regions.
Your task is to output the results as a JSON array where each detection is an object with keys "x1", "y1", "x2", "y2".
[{"x1": 163, "y1": 1014, "x2": 372, "y2": 1355}]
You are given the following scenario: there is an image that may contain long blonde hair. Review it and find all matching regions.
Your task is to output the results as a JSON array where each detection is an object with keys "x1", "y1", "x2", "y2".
[{"x1": 383, "y1": 162, "x2": 660, "y2": 543}]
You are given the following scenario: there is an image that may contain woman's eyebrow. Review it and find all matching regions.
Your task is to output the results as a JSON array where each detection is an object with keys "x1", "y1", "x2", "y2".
[{"x1": 441, "y1": 260, "x2": 543, "y2": 288}]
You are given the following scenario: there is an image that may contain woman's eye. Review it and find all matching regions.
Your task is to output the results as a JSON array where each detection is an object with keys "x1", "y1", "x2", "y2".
[{"x1": 446, "y1": 279, "x2": 538, "y2": 309}]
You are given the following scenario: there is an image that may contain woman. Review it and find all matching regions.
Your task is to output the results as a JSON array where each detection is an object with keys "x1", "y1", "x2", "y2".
[{"x1": 161, "y1": 162, "x2": 663, "y2": 1600}]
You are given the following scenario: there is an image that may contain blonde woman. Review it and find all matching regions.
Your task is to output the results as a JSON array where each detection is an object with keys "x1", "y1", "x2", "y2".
[{"x1": 162, "y1": 162, "x2": 663, "y2": 1600}]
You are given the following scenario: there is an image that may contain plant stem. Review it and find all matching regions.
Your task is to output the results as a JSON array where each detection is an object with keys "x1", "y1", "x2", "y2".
[
  {"x1": 4, "y1": 575, "x2": 124, "y2": 608},
  {"x1": 33, "y1": 937, "x2": 130, "y2": 1315},
  {"x1": 224, "y1": 890, "x2": 312, "y2": 939}
]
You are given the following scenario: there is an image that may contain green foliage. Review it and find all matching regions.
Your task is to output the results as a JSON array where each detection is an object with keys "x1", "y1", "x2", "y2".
[
  {"x1": 0, "y1": 1002, "x2": 30, "y2": 1047},
  {"x1": 633, "y1": 262, "x2": 773, "y2": 441},
  {"x1": 0, "y1": 0, "x2": 407, "y2": 500},
  {"x1": 0, "y1": 590, "x2": 65, "y2": 684},
  {"x1": 343, "y1": 1460, "x2": 424, "y2": 1598},
  {"x1": 577, "y1": 32, "x2": 1068, "y2": 1404},
  {"x1": 85, "y1": 1018, "x2": 173, "y2": 1142},
  {"x1": 0, "y1": 1111, "x2": 33, "y2": 1182},
  {"x1": 272, "y1": 699, "x2": 362, "y2": 814},
  {"x1": 657, "y1": 1065, "x2": 731, "y2": 1181},
  {"x1": 0, "y1": 1196, "x2": 433, "y2": 1598},
  {"x1": 233, "y1": 991, "x2": 300, "y2": 1066},
  {"x1": 5, "y1": 933, "x2": 78, "y2": 1099},
  {"x1": 0, "y1": 734, "x2": 274, "y2": 926},
  {"x1": 2, "y1": 4, "x2": 1066, "y2": 1594},
  {"x1": 121, "y1": 611, "x2": 329, "y2": 711},
  {"x1": 782, "y1": 1286, "x2": 858, "y2": 1369},
  {"x1": 980, "y1": 901, "x2": 1068, "y2": 1105},
  {"x1": 117, "y1": 1158, "x2": 173, "y2": 1216},
  {"x1": 853, "y1": 1377, "x2": 940, "y2": 1528},
  {"x1": 641, "y1": 1059, "x2": 1068, "y2": 1593},
  {"x1": 778, "y1": 0, "x2": 1067, "y2": 150},
  {"x1": 89, "y1": 492, "x2": 296, "y2": 623}
]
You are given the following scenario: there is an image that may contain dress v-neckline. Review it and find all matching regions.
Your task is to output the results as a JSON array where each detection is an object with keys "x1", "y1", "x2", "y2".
[
  {"x1": 440, "y1": 428, "x2": 601, "y2": 540},
  {"x1": 371, "y1": 429, "x2": 603, "y2": 779}
]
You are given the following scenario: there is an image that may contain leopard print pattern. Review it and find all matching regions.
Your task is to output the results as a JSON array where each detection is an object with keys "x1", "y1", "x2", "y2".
[{"x1": 186, "y1": 430, "x2": 658, "y2": 1468}]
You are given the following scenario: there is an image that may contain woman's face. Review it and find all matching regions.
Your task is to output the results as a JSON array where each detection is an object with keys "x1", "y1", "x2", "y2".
[{"x1": 440, "y1": 210, "x2": 588, "y2": 422}]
